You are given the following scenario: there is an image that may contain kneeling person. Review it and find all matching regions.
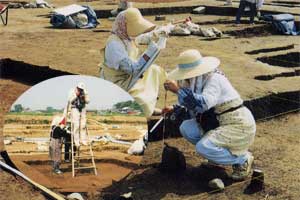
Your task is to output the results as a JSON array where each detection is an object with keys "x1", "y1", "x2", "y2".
[{"x1": 164, "y1": 49, "x2": 256, "y2": 181}]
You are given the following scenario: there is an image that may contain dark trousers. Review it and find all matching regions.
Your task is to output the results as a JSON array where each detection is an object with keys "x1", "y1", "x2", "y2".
[
  {"x1": 236, "y1": 0, "x2": 257, "y2": 24},
  {"x1": 64, "y1": 134, "x2": 76, "y2": 160}
]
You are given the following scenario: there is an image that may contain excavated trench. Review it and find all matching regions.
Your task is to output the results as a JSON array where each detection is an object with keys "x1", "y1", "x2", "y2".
[
  {"x1": 245, "y1": 44, "x2": 295, "y2": 55},
  {"x1": 148, "y1": 90, "x2": 300, "y2": 141},
  {"x1": 224, "y1": 24, "x2": 274, "y2": 38},
  {"x1": 257, "y1": 52, "x2": 300, "y2": 68},
  {"x1": 0, "y1": 58, "x2": 74, "y2": 85},
  {"x1": 255, "y1": 69, "x2": 300, "y2": 80},
  {"x1": 95, "y1": 5, "x2": 296, "y2": 18}
]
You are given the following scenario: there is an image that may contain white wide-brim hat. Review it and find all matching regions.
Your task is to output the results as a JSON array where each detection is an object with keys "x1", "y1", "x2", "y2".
[
  {"x1": 125, "y1": 8, "x2": 156, "y2": 37},
  {"x1": 168, "y1": 49, "x2": 220, "y2": 80}
]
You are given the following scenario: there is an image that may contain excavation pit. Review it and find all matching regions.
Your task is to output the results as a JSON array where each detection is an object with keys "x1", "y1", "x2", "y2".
[
  {"x1": 257, "y1": 52, "x2": 300, "y2": 68},
  {"x1": 11, "y1": 154, "x2": 141, "y2": 193},
  {"x1": 0, "y1": 59, "x2": 74, "y2": 84},
  {"x1": 255, "y1": 69, "x2": 300, "y2": 80},
  {"x1": 245, "y1": 44, "x2": 295, "y2": 55},
  {"x1": 224, "y1": 24, "x2": 274, "y2": 38}
]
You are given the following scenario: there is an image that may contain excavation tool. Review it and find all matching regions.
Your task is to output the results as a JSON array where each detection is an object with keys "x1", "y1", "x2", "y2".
[
  {"x1": 0, "y1": 161, "x2": 65, "y2": 200},
  {"x1": 71, "y1": 112, "x2": 97, "y2": 177},
  {"x1": 128, "y1": 16, "x2": 192, "y2": 90}
]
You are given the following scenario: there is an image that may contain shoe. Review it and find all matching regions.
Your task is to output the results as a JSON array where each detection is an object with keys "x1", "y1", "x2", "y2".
[
  {"x1": 231, "y1": 153, "x2": 254, "y2": 181},
  {"x1": 53, "y1": 168, "x2": 63, "y2": 174},
  {"x1": 65, "y1": 159, "x2": 70, "y2": 163}
]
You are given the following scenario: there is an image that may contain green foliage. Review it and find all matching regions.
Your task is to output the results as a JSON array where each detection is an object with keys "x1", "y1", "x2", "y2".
[
  {"x1": 13, "y1": 104, "x2": 23, "y2": 112},
  {"x1": 113, "y1": 100, "x2": 142, "y2": 111}
]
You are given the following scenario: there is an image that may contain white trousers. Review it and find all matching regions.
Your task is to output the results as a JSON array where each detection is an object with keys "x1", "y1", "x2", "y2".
[{"x1": 71, "y1": 108, "x2": 87, "y2": 146}]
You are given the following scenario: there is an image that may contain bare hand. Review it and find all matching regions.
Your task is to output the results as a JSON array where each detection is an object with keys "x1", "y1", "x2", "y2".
[
  {"x1": 164, "y1": 80, "x2": 179, "y2": 93},
  {"x1": 162, "y1": 106, "x2": 173, "y2": 114},
  {"x1": 75, "y1": 89, "x2": 80, "y2": 96}
]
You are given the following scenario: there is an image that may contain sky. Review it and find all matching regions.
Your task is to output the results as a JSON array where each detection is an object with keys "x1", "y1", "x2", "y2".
[{"x1": 11, "y1": 75, "x2": 133, "y2": 111}]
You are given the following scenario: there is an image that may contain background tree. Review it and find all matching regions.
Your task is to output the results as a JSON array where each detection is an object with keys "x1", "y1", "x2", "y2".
[{"x1": 13, "y1": 104, "x2": 24, "y2": 112}]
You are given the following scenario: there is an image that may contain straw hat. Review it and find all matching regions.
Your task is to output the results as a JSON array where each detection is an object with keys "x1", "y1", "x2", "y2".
[
  {"x1": 168, "y1": 49, "x2": 220, "y2": 80},
  {"x1": 125, "y1": 8, "x2": 155, "y2": 37}
]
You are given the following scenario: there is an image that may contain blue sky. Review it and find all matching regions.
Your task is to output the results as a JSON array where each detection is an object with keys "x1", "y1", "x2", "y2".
[{"x1": 11, "y1": 75, "x2": 133, "y2": 111}]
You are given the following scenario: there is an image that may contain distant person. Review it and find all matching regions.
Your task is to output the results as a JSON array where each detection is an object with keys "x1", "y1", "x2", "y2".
[
  {"x1": 163, "y1": 49, "x2": 256, "y2": 181},
  {"x1": 256, "y1": 0, "x2": 264, "y2": 18},
  {"x1": 65, "y1": 82, "x2": 90, "y2": 147},
  {"x1": 111, "y1": 0, "x2": 132, "y2": 17},
  {"x1": 236, "y1": 0, "x2": 257, "y2": 24},
  {"x1": 49, "y1": 116, "x2": 66, "y2": 174}
]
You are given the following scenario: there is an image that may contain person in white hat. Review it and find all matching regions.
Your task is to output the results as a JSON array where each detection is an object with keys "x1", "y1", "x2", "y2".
[
  {"x1": 163, "y1": 49, "x2": 256, "y2": 181},
  {"x1": 65, "y1": 82, "x2": 90, "y2": 147},
  {"x1": 100, "y1": 7, "x2": 168, "y2": 117}
]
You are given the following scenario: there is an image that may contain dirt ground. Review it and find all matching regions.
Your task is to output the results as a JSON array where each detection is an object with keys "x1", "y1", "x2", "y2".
[
  {"x1": 1, "y1": 0, "x2": 300, "y2": 199},
  {"x1": 10, "y1": 152, "x2": 142, "y2": 194}
]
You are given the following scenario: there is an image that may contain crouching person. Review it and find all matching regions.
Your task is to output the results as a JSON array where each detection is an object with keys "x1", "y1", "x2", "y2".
[
  {"x1": 163, "y1": 49, "x2": 256, "y2": 181},
  {"x1": 49, "y1": 116, "x2": 67, "y2": 174}
]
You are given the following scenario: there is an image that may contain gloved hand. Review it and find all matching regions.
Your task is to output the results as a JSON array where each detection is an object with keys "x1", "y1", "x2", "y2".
[
  {"x1": 181, "y1": 88, "x2": 198, "y2": 110},
  {"x1": 143, "y1": 41, "x2": 159, "y2": 61}
]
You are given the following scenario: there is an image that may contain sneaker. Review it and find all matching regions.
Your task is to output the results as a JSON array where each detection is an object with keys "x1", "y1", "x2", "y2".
[
  {"x1": 231, "y1": 153, "x2": 254, "y2": 181},
  {"x1": 53, "y1": 169, "x2": 63, "y2": 174},
  {"x1": 65, "y1": 159, "x2": 70, "y2": 163}
]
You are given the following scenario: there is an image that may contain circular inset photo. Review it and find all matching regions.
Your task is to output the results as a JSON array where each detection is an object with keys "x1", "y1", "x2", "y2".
[{"x1": 3, "y1": 75, "x2": 147, "y2": 196}]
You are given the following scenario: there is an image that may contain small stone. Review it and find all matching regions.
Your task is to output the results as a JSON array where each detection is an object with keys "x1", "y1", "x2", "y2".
[
  {"x1": 192, "y1": 6, "x2": 206, "y2": 14},
  {"x1": 67, "y1": 193, "x2": 84, "y2": 200},
  {"x1": 208, "y1": 178, "x2": 225, "y2": 190},
  {"x1": 155, "y1": 15, "x2": 166, "y2": 21}
]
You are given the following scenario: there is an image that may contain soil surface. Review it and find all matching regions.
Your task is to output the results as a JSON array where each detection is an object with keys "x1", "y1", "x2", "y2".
[
  {"x1": 0, "y1": 0, "x2": 300, "y2": 199},
  {"x1": 10, "y1": 152, "x2": 142, "y2": 195}
]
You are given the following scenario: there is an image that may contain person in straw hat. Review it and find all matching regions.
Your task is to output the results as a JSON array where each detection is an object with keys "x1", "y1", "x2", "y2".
[
  {"x1": 163, "y1": 49, "x2": 256, "y2": 181},
  {"x1": 100, "y1": 7, "x2": 168, "y2": 117},
  {"x1": 64, "y1": 82, "x2": 90, "y2": 147}
]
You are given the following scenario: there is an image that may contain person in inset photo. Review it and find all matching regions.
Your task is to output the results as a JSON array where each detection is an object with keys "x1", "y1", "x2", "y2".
[
  {"x1": 65, "y1": 82, "x2": 90, "y2": 147},
  {"x1": 163, "y1": 49, "x2": 256, "y2": 181},
  {"x1": 49, "y1": 115, "x2": 66, "y2": 174}
]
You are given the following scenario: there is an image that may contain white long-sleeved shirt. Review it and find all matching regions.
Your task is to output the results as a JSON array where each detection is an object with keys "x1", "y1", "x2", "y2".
[{"x1": 178, "y1": 73, "x2": 240, "y2": 114}]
